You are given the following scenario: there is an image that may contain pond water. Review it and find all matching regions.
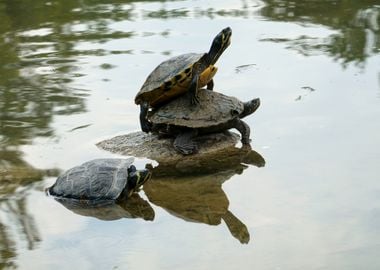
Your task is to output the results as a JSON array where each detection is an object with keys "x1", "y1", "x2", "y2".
[{"x1": 1, "y1": 0, "x2": 380, "y2": 269}]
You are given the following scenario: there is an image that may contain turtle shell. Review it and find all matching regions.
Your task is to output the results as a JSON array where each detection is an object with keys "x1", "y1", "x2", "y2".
[
  {"x1": 135, "y1": 53, "x2": 213, "y2": 108},
  {"x1": 48, "y1": 158, "x2": 134, "y2": 201},
  {"x1": 148, "y1": 90, "x2": 244, "y2": 128}
]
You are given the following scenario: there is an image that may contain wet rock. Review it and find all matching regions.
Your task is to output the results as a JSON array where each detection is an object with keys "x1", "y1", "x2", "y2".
[{"x1": 96, "y1": 131, "x2": 265, "y2": 176}]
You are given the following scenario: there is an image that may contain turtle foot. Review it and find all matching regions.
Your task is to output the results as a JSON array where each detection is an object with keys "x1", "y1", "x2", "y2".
[
  {"x1": 191, "y1": 95, "x2": 200, "y2": 106},
  {"x1": 141, "y1": 121, "x2": 152, "y2": 133},
  {"x1": 176, "y1": 145, "x2": 198, "y2": 155},
  {"x1": 173, "y1": 131, "x2": 198, "y2": 155}
]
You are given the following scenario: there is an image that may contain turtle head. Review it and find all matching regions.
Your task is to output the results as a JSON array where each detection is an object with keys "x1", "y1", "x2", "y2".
[
  {"x1": 207, "y1": 27, "x2": 232, "y2": 65},
  {"x1": 240, "y1": 98, "x2": 260, "y2": 118},
  {"x1": 127, "y1": 165, "x2": 152, "y2": 194}
]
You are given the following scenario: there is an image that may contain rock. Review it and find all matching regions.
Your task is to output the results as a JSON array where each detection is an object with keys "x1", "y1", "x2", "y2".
[{"x1": 96, "y1": 131, "x2": 265, "y2": 176}]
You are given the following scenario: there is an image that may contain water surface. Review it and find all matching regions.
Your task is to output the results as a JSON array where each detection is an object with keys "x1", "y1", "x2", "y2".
[{"x1": 0, "y1": 0, "x2": 379, "y2": 269}]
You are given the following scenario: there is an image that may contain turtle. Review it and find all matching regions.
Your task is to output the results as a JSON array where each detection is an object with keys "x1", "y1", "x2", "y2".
[
  {"x1": 47, "y1": 158, "x2": 151, "y2": 203},
  {"x1": 148, "y1": 90, "x2": 260, "y2": 155},
  {"x1": 135, "y1": 27, "x2": 232, "y2": 133}
]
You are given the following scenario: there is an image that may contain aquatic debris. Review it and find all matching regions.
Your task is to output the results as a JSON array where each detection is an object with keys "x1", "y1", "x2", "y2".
[
  {"x1": 295, "y1": 86, "x2": 316, "y2": 101},
  {"x1": 235, "y1": 64, "x2": 256, "y2": 73},
  {"x1": 67, "y1": 124, "x2": 92, "y2": 132}
]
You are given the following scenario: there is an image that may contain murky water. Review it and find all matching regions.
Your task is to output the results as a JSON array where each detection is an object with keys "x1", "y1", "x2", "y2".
[{"x1": 0, "y1": 0, "x2": 379, "y2": 269}]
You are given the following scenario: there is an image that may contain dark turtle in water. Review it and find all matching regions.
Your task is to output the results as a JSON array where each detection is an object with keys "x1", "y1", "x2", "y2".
[
  {"x1": 148, "y1": 90, "x2": 260, "y2": 155},
  {"x1": 135, "y1": 27, "x2": 232, "y2": 132},
  {"x1": 47, "y1": 158, "x2": 151, "y2": 203}
]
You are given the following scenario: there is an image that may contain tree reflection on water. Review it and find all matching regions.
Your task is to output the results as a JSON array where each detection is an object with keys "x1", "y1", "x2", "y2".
[
  {"x1": 0, "y1": 0, "x2": 379, "y2": 267},
  {"x1": 259, "y1": 0, "x2": 380, "y2": 67}
]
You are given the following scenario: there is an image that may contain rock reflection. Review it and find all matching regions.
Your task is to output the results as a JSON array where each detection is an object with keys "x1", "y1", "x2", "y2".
[
  {"x1": 259, "y1": 0, "x2": 380, "y2": 67},
  {"x1": 143, "y1": 146, "x2": 265, "y2": 244},
  {"x1": 53, "y1": 193, "x2": 155, "y2": 221},
  {"x1": 145, "y1": 170, "x2": 254, "y2": 243},
  {"x1": 97, "y1": 135, "x2": 265, "y2": 243}
]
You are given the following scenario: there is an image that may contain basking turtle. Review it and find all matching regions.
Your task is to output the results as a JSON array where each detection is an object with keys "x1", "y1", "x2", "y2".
[
  {"x1": 47, "y1": 158, "x2": 151, "y2": 203},
  {"x1": 148, "y1": 90, "x2": 260, "y2": 155},
  {"x1": 135, "y1": 27, "x2": 232, "y2": 132}
]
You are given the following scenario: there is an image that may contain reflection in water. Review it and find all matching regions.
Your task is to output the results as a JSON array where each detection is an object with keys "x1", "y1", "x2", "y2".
[
  {"x1": 0, "y1": 193, "x2": 42, "y2": 269},
  {"x1": 45, "y1": 147, "x2": 264, "y2": 244},
  {"x1": 48, "y1": 147, "x2": 264, "y2": 244},
  {"x1": 0, "y1": 150, "x2": 59, "y2": 197},
  {"x1": 1, "y1": 0, "x2": 377, "y2": 195},
  {"x1": 145, "y1": 147, "x2": 265, "y2": 244},
  {"x1": 0, "y1": 0, "x2": 267, "y2": 265},
  {"x1": 0, "y1": 0, "x2": 88, "y2": 196},
  {"x1": 151, "y1": 143, "x2": 266, "y2": 177},
  {"x1": 0, "y1": 0, "x2": 262, "y2": 193},
  {"x1": 146, "y1": 171, "x2": 250, "y2": 244},
  {"x1": 259, "y1": 0, "x2": 380, "y2": 67},
  {"x1": 0, "y1": 0, "x2": 377, "y2": 267},
  {"x1": 54, "y1": 193, "x2": 155, "y2": 221},
  {"x1": 0, "y1": 153, "x2": 58, "y2": 267}
]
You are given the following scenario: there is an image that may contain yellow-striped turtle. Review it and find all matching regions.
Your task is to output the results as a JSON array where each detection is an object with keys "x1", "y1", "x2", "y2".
[{"x1": 135, "y1": 27, "x2": 232, "y2": 132}]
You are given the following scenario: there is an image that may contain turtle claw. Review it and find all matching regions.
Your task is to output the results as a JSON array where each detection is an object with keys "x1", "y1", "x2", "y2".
[
  {"x1": 176, "y1": 143, "x2": 198, "y2": 155},
  {"x1": 141, "y1": 121, "x2": 152, "y2": 133},
  {"x1": 191, "y1": 95, "x2": 200, "y2": 106},
  {"x1": 139, "y1": 102, "x2": 152, "y2": 133}
]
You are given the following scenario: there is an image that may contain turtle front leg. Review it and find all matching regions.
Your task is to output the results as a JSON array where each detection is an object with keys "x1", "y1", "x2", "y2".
[
  {"x1": 173, "y1": 129, "x2": 198, "y2": 155},
  {"x1": 189, "y1": 73, "x2": 200, "y2": 105},
  {"x1": 232, "y1": 118, "x2": 251, "y2": 145},
  {"x1": 206, "y1": 79, "x2": 214, "y2": 90},
  {"x1": 139, "y1": 102, "x2": 152, "y2": 133}
]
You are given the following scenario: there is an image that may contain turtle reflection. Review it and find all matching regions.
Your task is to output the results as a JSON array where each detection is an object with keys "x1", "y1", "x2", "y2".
[
  {"x1": 145, "y1": 147, "x2": 265, "y2": 244},
  {"x1": 54, "y1": 193, "x2": 154, "y2": 221}
]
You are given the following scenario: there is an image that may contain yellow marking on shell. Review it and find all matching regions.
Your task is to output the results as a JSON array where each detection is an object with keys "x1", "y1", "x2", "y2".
[{"x1": 150, "y1": 65, "x2": 217, "y2": 107}]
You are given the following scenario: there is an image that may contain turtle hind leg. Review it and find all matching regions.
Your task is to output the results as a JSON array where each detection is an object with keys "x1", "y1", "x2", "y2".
[
  {"x1": 233, "y1": 118, "x2": 251, "y2": 145},
  {"x1": 206, "y1": 79, "x2": 214, "y2": 90},
  {"x1": 139, "y1": 102, "x2": 152, "y2": 133},
  {"x1": 173, "y1": 130, "x2": 198, "y2": 155}
]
